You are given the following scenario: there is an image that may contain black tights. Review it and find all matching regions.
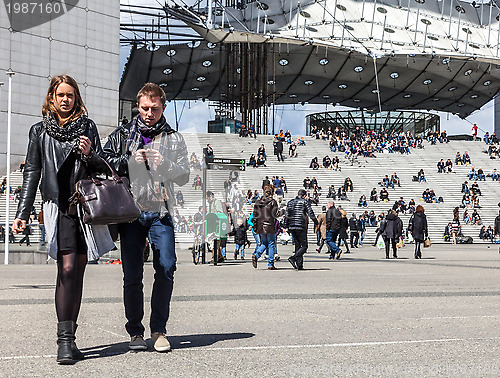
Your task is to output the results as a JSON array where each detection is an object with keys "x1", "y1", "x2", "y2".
[
  {"x1": 55, "y1": 251, "x2": 87, "y2": 322},
  {"x1": 338, "y1": 236, "x2": 350, "y2": 252}
]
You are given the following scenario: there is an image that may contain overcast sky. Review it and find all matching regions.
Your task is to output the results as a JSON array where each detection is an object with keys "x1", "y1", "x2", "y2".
[{"x1": 120, "y1": 0, "x2": 497, "y2": 137}]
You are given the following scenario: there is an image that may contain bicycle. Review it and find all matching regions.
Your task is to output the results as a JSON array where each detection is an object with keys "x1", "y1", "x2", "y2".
[{"x1": 191, "y1": 225, "x2": 213, "y2": 265}]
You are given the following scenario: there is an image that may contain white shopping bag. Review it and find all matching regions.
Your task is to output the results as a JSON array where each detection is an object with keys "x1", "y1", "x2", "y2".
[{"x1": 376, "y1": 238, "x2": 385, "y2": 249}]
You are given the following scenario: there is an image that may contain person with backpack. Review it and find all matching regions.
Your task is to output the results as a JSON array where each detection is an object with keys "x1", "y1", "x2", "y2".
[
  {"x1": 408, "y1": 205, "x2": 428, "y2": 259},
  {"x1": 382, "y1": 210, "x2": 403, "y2": 259}
]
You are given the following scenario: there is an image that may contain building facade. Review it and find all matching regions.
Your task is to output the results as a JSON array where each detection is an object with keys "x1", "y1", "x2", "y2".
[{"x1": 0, "y1": 0, "x2": 120, "y2": 174}]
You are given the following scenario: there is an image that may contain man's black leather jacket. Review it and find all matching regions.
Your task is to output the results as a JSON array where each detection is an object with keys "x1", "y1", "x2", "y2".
[
  {"x1": 284, "y1": 196, "x2": 318, "y2": 231},
  {"x1": 102, "y1": 120, "x2": 190, "y2": 214},
  {"x1": 326, "y1": 207, "x2": 342, "y2": 232},
  {"x1": 15, "y1": 120, "x2": 106, "y2": 220}
]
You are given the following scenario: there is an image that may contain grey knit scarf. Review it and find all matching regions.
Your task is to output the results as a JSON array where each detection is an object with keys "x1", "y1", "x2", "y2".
[{"x1": 42, "y1": 113, "x2": 88, "y2": 143}]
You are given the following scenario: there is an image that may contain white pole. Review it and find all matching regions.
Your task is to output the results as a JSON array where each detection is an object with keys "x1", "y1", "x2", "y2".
[{"x1": 5, "y1": 69, "x2": 14, "y2": 265}]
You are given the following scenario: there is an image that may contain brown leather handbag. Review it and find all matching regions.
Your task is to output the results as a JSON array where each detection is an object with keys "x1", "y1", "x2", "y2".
[{"x1": 74, "y1": 158, "x2": 141, "y2": 225}]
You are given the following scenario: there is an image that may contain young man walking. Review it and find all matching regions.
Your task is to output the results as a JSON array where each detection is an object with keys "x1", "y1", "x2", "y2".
[
  {"x1": 104, "y1": 83, "x2": 190, "y2": 352},
  {"x1": 285, "y1": 189, "x2": 318, "y2": 270}
]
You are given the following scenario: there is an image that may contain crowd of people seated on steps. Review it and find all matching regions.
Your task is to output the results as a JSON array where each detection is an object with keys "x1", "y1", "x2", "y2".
[
  {"x1": 455, "y1": 151, "x2": 472, "y2": 165},
  {"x1": 462, "y1": 209, "x2": 483, "y2": 225},
  {"x1": 238, "y1": 124, "x2": 257, "y2": 138},
  {"x1": 247, "y1": 144, "x2": 268, "y2": 167},
  {"x1": 379, "y1": 173, "x2": 400, "y2": 188},
  {"x1": 426, "y1": 130, "x2": 449, "y2": 144},
  {"x1": 308, "y1": 155, "x2": 342, "y2": 171},
  {"x1": 467, "y1": 166, "x2": 486, "y2": 181},
  {"x1": 325, "y1": 185, "x2": 348, "y2": 201},
  {"x1": 483, "y1": 131, "x2": 499, "y2": 145},
  {"x1": 421, "y1": 188, "x2": 442, "y2": 204},
  {"x1": 461, "y1": 180, "x2": 482, "y2": 209},
  {"x1": 437, "y1": 158, "x2": 454, "y2": 173},
  {"x1": 310, "y1": 125, "x2": 424, "y2": 158}
]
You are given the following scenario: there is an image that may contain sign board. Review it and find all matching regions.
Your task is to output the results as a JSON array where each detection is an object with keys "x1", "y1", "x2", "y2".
[{"x1": 207, "y1": 157, "x2": 245, "y2": 171}]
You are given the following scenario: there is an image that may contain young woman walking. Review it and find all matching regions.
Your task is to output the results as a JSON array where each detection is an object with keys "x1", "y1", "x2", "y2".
[{"x1": 13, "y1": 75, "x2": 112, "y2": 364}]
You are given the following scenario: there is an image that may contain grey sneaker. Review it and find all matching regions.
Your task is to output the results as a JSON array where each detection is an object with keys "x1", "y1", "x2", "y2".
[
  {"x1": 152, "y1": 332, "x2": 171, "y2": 352},
  {"x1": 129, "y1": 335, "x2": 147, "y2": 351}
]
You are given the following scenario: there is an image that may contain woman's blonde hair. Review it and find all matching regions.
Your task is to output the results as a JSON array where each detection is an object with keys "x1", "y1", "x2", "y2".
[{"x1": 42, "y1": 75, "x2": 87, "y2": 125}]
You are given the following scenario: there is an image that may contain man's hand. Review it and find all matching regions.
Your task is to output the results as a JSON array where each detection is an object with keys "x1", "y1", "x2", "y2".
[
  {"x1": 135, "y1": 149, "x2": 148, "y2": 164},
  {"x1": 146, "y1": 149, "x2": 163, "y2": 165},
  {"x1": 135, "y1": 149, "x2": 163, "y2": 165},
  {"x1": 12, "y1": 218, "x2": 26, "y2": 233}
]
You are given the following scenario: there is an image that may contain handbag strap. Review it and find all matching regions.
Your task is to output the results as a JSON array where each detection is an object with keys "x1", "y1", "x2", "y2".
[
  {"x1": 142, "y1": 132, "x2": 170, "y2": 213},
  {"x1": 86, "y1": 155, "x2": 123, "y2": 184}
]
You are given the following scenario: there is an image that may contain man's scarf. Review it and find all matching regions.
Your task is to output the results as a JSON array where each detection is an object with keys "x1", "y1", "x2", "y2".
[{"x1": 125, "y1": 115, "x2": 169, "y2": 154}]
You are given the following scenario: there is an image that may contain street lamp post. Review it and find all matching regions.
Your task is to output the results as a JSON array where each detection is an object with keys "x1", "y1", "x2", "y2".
[{"x1": 5, "y1": 69, "x2": 15, "y2": 265}]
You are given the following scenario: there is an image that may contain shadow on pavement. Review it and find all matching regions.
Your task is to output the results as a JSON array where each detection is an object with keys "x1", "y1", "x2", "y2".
[
  {"x1": 81, "y1": 332, "x2": 255, "y2": 359},
  {"x1": 169, "y1": 332, "x2": 255, "y2": 349}
]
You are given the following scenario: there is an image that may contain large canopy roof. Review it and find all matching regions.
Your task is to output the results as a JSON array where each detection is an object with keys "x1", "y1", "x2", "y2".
[{"x1": 120, "y1": 0, "x2": 500, "y2": 118}]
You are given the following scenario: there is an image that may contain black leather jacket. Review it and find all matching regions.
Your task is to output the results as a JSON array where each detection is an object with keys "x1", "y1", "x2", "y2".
[
  {"x1": 285, "y1": 196, "x2": 318, "y2": 231},
  {"x1": 326, "y1": 207, "x2": 342, "y2": 232},
  {"x1": 102, "y1": 120, "x2": 190, "y2": 214},
  {"x1": 16, "y1": 119, "x2": 106, "y2": 220}
]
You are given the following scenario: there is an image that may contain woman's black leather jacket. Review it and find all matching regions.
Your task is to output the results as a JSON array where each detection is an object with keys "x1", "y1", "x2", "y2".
[{"x1": 15, "y1": 119, "x2": 106, "y2": 220}]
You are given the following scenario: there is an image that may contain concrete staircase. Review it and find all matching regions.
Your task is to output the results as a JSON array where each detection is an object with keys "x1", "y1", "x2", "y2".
[
  {"x1": 177, "y1": 133, "x2": 500, "y2": 245},
  {"x1": 0, "y1": 171, "x2": 43, "y2": 243},
  {"x1": 2, "y1": 134, "x2": 498, "y2": 249}
]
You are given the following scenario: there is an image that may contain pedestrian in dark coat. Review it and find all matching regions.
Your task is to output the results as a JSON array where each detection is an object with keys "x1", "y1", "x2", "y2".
[
  {"x1": 252, "y1": 185, "x2": 280, "y2": 269},
  {"x1": 409, "y1": 205, "x2": 428, "y2": 259},
  {"x1": 338, "y1": 210, "x2": 350, "y2": 253},
  {"x1": 274, "y1": 138, "x2": 284, "y2": 162},
  {"x1": 382, "y1": 210, "x2": 403, "y2": 258},
  {"x1": 494, "y1": 210, "x2": 500, "y2": 237},
  {"x1": 348, "y1": 213, "x2": 359, "y2": 248},
  {"x1": 228, "y1": 218, "x2": 248, "y2": 260}
]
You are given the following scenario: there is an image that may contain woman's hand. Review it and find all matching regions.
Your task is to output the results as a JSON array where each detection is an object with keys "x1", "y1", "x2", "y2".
[
  {"x1": 79, "y1": 136, "x2": 92, "y2": 156},
  {"x1": 12, "y1": 218, "x2": 26, "y2": 233}
]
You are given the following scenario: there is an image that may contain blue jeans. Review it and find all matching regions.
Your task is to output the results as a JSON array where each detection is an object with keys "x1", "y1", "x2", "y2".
[
  {"x1": 326, "y1": 230, "x2": 340, "y2": 256},
  {"x1": 39, "y1": 225, "x2": 45, "y2": 243},
  {"x1": 251, "y1": 229, "x2": 261, "y2": 253},
  {"x1": 119, "y1": 211, "x2": 176, "y2": 336},
  {"x1": 235, "y1": 244, "x2": 245, "y2": 258},
  {"x1": 254, "y1": 233, "x2": 277, "y2": 267}
]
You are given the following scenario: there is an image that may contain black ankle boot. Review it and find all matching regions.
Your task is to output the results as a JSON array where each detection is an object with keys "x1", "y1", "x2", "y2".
[
  {"x1": 57, "y1": 321, "x2": 74, "y2": 364},
  {"x1": 72, "y1": 323, "x2": 84, "y2": 360}
]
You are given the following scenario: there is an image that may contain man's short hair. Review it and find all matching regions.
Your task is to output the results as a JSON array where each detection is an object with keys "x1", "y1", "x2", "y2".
[
  {"x1": 298, "y1": 189, "x2": 307, "y2": 197},
  {"x1": 136, "y1": 82, "x2": 166, "y2": 105},
  {"x1": 206, "y1": 191, "x2": 214, "y2": 198}
]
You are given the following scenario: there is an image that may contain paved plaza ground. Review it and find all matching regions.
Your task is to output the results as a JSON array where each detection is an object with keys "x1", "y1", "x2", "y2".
[{"x1": 1, "y1": 243, "x2": 500, "y2": 377}]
